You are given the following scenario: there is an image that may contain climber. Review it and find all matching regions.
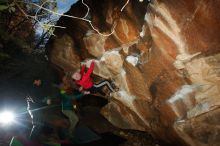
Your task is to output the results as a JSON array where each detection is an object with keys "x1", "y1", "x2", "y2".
[
  {"x1": 27, "y1": 76, "x2": 61, "y2": 141},
  {"x1": 71, "y1": 60, "x2": 118, "y2": 96},
  {"x1": 59, "y1": 75, "x2": 88, "y2": 140},
  {"x1": 27, "y1": 78, "x2": 48, "y2": 141}
]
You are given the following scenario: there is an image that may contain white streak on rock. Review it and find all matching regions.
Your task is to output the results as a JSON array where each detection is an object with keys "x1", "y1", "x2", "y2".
[
  {"x1": 126, "y1": 55, "x2": 139, "y2": 66},
  {"x1": 151, "y1": 2, "x2": 186, "y2": 54}
]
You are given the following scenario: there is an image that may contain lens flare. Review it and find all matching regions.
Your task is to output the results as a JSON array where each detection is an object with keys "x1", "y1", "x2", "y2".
[{"x1": 0, "y1": 111, "x2": 15, "y2": 124}]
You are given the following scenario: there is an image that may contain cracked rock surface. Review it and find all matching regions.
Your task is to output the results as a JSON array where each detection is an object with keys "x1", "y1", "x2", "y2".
[{"x1": 47, "y1": 0, "x2": 220, "y2": 145}]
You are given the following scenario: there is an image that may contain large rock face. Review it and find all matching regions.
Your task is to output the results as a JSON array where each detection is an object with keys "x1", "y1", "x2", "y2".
[{"x1": 47, "y1": 0, "x2": 220, "y2": 145}]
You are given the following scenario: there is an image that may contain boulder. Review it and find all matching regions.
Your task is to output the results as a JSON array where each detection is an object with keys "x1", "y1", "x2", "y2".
[{"x1": 47, "y1": 0, "x2": 220, "y2": 145}]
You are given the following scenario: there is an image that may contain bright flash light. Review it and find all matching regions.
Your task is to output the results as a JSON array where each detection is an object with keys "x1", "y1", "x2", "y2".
[{"x1": 0, "y1": 111, "x2": 15, "y2": 124}]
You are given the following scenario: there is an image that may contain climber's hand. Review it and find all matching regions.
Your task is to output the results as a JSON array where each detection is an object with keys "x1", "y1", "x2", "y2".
[
  {"x1": 79, "y1": 86, "x2": 83, "y2": 91},
  {"x1": 84, "y1": 91, "x2": 90, "y2": 95},
  {"x1": 85, "y1": 60, "x2": 94, "y2": 68},
  {"x1": 47, "y1": 99, "x2": 52, "y2": 105}
]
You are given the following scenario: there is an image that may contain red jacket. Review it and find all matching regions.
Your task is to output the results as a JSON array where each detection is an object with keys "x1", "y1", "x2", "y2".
[{"x1": 76, "y1": 61, "x2": 95, "y2": 89}]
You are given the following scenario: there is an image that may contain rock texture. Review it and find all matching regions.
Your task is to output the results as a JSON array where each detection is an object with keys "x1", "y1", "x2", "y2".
[{"x1": 47, "y1": 0, "x2": 220, "y2": 145}]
